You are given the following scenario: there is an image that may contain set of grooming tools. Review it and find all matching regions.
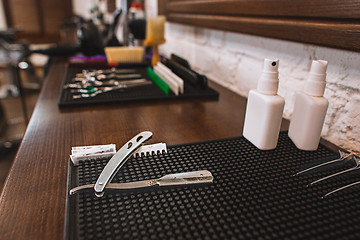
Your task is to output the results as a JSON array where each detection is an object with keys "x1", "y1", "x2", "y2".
[
  {"x1": 70, "y1": 131, "x2": 213, "y2": 197},
  {"x1": 64, "y1": 68, "x2": 152, "y2": 99},
  {"x1": 294, "y1": 150, "x2": 360, "y2": 198}
]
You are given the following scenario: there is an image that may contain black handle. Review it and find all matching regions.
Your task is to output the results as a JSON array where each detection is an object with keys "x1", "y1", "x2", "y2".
[{"x1": 161, "y1": 58, "x2": 208, "y2": 89}]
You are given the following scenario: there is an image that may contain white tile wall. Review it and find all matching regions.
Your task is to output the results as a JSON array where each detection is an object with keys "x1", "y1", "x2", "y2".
[{"x1": 149, "y1": 1, "x2": 360, "y2": 154}]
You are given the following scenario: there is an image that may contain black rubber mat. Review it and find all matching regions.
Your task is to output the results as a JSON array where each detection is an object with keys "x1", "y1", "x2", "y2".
[
  {"x1": 65, "y1": 132, "x2": 360, "y2": 239},
  {"x1": 58, "y1": 65, "x2": 218, "y2": 107}
]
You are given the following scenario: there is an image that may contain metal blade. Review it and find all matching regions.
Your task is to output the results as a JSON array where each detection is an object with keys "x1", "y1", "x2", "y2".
[
  {"x1": 97, "y1": 73, "x2": 142, "y2": 80},
  {"x1": 157, "y1": 170, "x2": 213, "y2": 186},
  {"x1": 70, "y1": 170, "x2": 213, "y2": 196},
  {"x1": 94, "y1": 131, "x2": 153, "y2": 197},
  {"x1": 70, "y1": 180, "x2": 156, "y2": 195}
]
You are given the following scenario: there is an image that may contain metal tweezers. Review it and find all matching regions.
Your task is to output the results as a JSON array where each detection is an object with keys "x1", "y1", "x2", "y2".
[
  {"x1": 293, "y1": 151, "x2": 360, "y2": 198},
  {"x1": 294, "y1": 150, "x2": 353, "y2": 176},
  {"x1": 323, "y1": 177, "x2": 360, "y2": 198},
  {"x1": 319, "y1": 156, "x2": 360, "y2": 198},
  {"x1": 309, "y1": 156, "x2": 360, "y2": 186}
]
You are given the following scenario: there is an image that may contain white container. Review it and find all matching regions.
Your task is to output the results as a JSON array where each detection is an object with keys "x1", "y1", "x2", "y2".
[
  {"x1": 243, "y1": 59, "x2": 285, "y2": 150},
  {"x1": 288, "y1": 60, "x2": 329, "y2": 151}
]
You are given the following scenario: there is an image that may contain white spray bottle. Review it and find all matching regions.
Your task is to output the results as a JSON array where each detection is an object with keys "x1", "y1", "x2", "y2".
[
  {"x1": 288, "y1": 60, "x2": 329, "y2": 151},
  {"x1": 243, "y1": 59, "x2": 285, "y2": 150}
]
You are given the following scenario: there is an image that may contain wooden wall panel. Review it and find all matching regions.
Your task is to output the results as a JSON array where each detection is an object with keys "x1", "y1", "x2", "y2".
[
  {"x1": 4, "y1": 0, "x2": 42, "y2": 33},
  {"x1": 41, "y1": 0, "x2": 73, "y2": 36},
  {"x1": 2, "y1": 0, "x2": 73, "y2": 43},
  {"x1": 161, "y1": 0, "x2": 360, "y2": 51},
  {"x1": 164, "y1": 0, "x2": 360, "y2": 18}
]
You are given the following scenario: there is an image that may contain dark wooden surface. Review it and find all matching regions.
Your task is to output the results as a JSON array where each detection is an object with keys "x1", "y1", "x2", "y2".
[
  {"x1": 0, "y1": 58, "x2": 262, "y2": 240},
  {"x1": 0, "y1": 57, "x2": 341, "y2": 239},
  {"x1": 161, "y1": 0, "x2": 360, "y2": 52}
]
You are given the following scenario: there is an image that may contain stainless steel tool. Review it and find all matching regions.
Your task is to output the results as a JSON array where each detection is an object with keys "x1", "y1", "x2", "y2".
[
  {"x1": 80, "y1": 68, "x2": 137, "y2": 77},
  {"x1": 309, "y1": 156, "x2": 360, "y2": 186},
  {"x1": 70, "y1": 80, "x2": 149, "y2": 93},
  {"x1": 93, "y1": 131, "x2": 153, "y2": 197},
  {"x1": 72, "y1": 80, "x2": 152, "y2": 99},
  {"x1": 69, "y1": 131, "x2": 212, "y2": 198},
  {"x1": 96, "y1": 73, "x2": 142, "y2": 80},
  {"x1": 79, "y1": 70, "x2": 142, "y2": 81},
  {"x1": 70, "y1": 170, "x2": 213, "y2": 195},
  {"x1": 65, "y1": 78, "x2": 148, "y2": 89},
  {"x1": 323, "y1": 178, "x2": 360, "y2": 198},
  {"x1": 294, "y1": 150, "x2": 353, "y2": 176},
  {"x1": 92, "y1": 68, "x2": 137, "y2": 75}
]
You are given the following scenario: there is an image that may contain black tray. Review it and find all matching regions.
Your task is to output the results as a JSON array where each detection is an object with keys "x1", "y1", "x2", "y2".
[
  {"x1": 58, "y1": 65, "x2": 219, "y2": 107},
  {"x1": 65, "y1": 132, "x2": 360, "y2": 239}
]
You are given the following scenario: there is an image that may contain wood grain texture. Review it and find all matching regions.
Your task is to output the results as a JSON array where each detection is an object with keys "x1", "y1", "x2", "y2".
[
  {"x1": 165, "y1": 0, "x2": 360, "y2": 18},
  {"x1": 0, "y1": 58, "x2": 249, "y2": 239},
  {"x1": 167, "y1": 13, "x2": 360, "y2": 51},
  {"x1": 162, "y1": 0, "x2": 360, "y2": 52}
]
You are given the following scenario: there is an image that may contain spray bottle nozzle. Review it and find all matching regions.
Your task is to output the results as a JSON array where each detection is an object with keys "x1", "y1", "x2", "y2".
[
  {"x1": 257, "y1": 58, "x2": 279, "y2": 95},
  {"x1": 304, "y1": 59, "x2": 328, "y2": 97},
  {"x1": 263, "y1": 59, "x2": 279, "y2": 73},
  {"x1": 310, "y1": 60, "x2": 328, "y2": 75}
]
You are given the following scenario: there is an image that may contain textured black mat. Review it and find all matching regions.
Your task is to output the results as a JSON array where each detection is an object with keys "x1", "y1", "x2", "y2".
[
  {"x1": 58, "y1": 66, "x2": 218, "y2": 107},
  {"x1": 65, "y1": 132, "x2": 360, "y2": 239}
]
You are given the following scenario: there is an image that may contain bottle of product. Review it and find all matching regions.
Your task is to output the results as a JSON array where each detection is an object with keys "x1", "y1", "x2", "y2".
[
  {"x1": 129, "y1": 2, "x2": 145, "y2": 19},
  {"x1": 243, "y1": 59, "x2": 285, "y2": 150},
  {"x1": 288, "y1": 60, "x2": 329, "y2": 151},
  {"x1": 128, "y1": 2, "x2": 145, "y2": 46}
]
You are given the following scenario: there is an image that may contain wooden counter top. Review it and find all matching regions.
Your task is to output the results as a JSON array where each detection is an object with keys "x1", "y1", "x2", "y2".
[{"x1": 0, "y1": 58, "x2": 265, "y2": 239}]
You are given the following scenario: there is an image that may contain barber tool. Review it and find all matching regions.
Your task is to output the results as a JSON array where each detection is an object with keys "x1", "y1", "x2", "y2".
[
  {"x1": 104, "y1": 46, "x2": 145, "y2": 64},
  {"x1": 171, "y1": 54, "x2": 208, "y2": 89},
  {"x1": 69, "y1": 170, "x2": 213, "y2": 195},
  {"x1": 71, "y1": 140, "x2": 167, "y2": 167},
  {"x1": 294, "y1": 150, "x2": 353, "y2": 176},
  {"x1": 91, "y1": 131, "x2": 154, "y2": 197},
  {"x1": 133, "y1": 143, "x2": 167, "y2": 157},
  {"x1": 71, "y1": 86, "x2": 118, "y2": 95},
  {"x1": 66, "y1": 78, "x2": 148, "y2": 89},
  {"x1": 145, "y1": 16, "x2": 166, "y2": 66},
  {"x1": 70, "y1": 79, "x2": 149, "y2": 93},
  {"x1": 75, "y1": 73, "x2": 142, "y2": 81},
  {"x1": 77, "y1": 68, "x2": 142, "y2": 81},
  {"x1": 69, "y1": 85, "x2": 97, "y2": 92},
  {"x1": 323, "y1": 177, "x2": 360, "y2": 198},
  {"x1": 170, "y1": 53, "x2": 191, "y2": 69},
  {"x1": 69, "y1": 131, "x2": 212, "y2": 197},
  {"x1": 72, "y1": 79, "x2": 152, "y2": 99},
  {"x1": 80, "y1": 68, "x2": 137, "y2": 76},
  {"x1": 309, "y1": 156, "x2": 360, "y2": 186},
  {"x1": 161, "y1": 55, "x2": 208, "y2": 89},
  {"x1": 147, "y1": 67, "x2": 169, "y2": 95},
  {"x1": 96, "y1": 73, "x2": 142, "y2": 80},
  {"x1": 92, "y1": 68, "x2": 137, "y2": 75},
  {"x1": 71, "y1": 144, "x2": 117, "y2": 166},
  {"x1": 155, "y1": 62, "x2": 184, "y2": 94},
  {"x1": 154, "y1": 65, "x2": 180, "y2": 95}
]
